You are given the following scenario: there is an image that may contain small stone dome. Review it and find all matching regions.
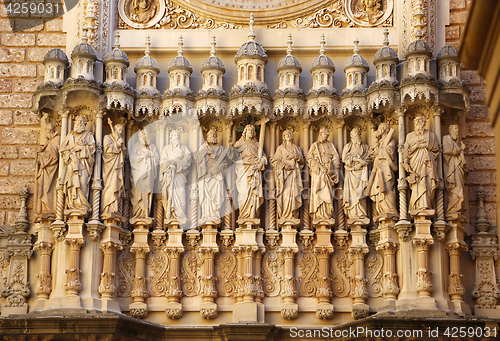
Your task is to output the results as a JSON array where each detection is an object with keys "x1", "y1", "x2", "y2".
[
  {"x1": 168, "y1": 36, "x2": 193, "y2": 73},
  {"x1": 72, "y1": 40, "x2": 96, "y2": 60},
  {"x1": 345, "y1": 39, "x2": 369, "y2": 70},
  {"x1": 43, "y1": 48, "x2": 69, "y2": 65},
  {"x1": 374, "y1": 29, "x2": 399, "y2": 64},
  {"x1": 278, "y1": 35, "x2": 301, "y2": 72},
  {"x1": 134, "y1": 36, "x2": 160, "y2": 73},
  {"x1": 234, "y1": 14, "x2": 268, "y2": 63},
  {"x1": 311, "y1": 35, "x2": 334, "y2": 71},
  {"x1": 201, "y1": 56, "x2": 224, "y2": 71},
  {"x1": 406, "y1": 39, "x2": 432, "y2": 56},
  {"x1": 104, "y1": 33, "x2": 129, "y2": 66},
  {"x1": 437, "y1": 45, "x2": 459, "y2": 61}
]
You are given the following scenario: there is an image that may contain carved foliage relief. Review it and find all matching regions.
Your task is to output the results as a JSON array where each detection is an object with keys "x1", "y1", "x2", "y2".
[{"x1": 117, "y1": 0, "x2": 394, "y2": 29}]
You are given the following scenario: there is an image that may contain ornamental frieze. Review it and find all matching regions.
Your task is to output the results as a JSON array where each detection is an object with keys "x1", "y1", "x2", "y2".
[{"x1": 117, "y1": 0, "x2": 394, "y2": 29}]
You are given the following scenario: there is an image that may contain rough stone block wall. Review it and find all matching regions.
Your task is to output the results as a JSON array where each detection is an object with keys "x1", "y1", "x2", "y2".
[
  {"x1": 0, "y1": 2, "x2": 65, "y2": 226},
  {"x1": 446, "y1": 0, "x2": 497, "y2": 228}
]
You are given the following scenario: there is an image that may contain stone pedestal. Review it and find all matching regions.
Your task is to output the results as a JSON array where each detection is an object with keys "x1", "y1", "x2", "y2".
[
  {"x1": 314, "y1": 225, "x2": 334, "y2": 319},
  {"x1": 348, "y1": 222, "x2": 369, "y2": 319},
  {"x1": 279, "y1": 223, "x2": 299, "y2": 320},
  {"x1": 376, "y1": 219, "x2": 399, "y2": 313}
]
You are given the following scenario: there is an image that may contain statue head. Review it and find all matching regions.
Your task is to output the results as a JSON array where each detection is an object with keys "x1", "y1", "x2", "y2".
[
  {"x1": 414, "y1": 115, "x2": 426, "y2": 133},
  {"x1": 376, "y1": 122, "x2": 389, "y2": 137},
  {"x1": 350, "y1": 126, "x2": 362, "y2": 146},
  {"x1": 74, "y1": 115, "x2": 87, "y2": 134},
  {"x1": 115, "y1": 124, "x2": 124, "y2": 137},
  {"x1": 318, "y1": 127, "x2": 330, "y2": 143},
  {"x1": 242, "y1": 125, "x2": 256, "y2": 141},
  {"x1": 360, "y1": 0, "x2": 380, "y2": 11},
  {"x1": 207, "y1": 128, "x2": 218, "y2": 145},
  {"x1": 283, "y1": 129, "x2": 294, "y2": 143},
  {"x1": 449, "y1": 124, "x2": 459, "y2": 140},
  {"x1": 170, "y1": 130, "x2": 181, "y2": 145}
]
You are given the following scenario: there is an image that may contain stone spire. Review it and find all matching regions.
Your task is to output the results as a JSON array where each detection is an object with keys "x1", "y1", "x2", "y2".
[
  {"x1": 319, "y1": 34, "x2": 326, "y2": 55},
  {"x1": 145, "y1": 35, "x2": 151, "y2": 56},
  {"x1": 248, "y1": 13, "x2": 256, "y2": 41},
  {"x1": 287, "y1": 34, "x2": 293, "y2": 56},
  {"x1": 178, "y1": 35, "x2": 184, "y2": 57},
  {"x1": 114, "y1": 31, "x2": 120, "y2": 49},
  {"x1": 210, "y1": 35, "x2": 217, "y2": 57}
]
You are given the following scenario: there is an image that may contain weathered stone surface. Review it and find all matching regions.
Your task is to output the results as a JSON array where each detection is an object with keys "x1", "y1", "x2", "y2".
[
  {"x1": 19, "y1": 146, "x2": 38, "y2": 159},
  {"x1": 14, "y1": 110, "x2": 42, "y2": 126},
  {"x1": 473, "y1": 156, "x2": 497, "y2": 170},
  {"x1": 14, "y1": 19, "x2": 44, "y2": 32},
  {"x1": 0, "y1": 48, "x2": 25, "y2": 63},
  {"x1": 450, "y1": 11, "x2": 467, "y2": 24},
  {"x1": 0, "y1": 161, "x2": 9, "y2": 176},
  {"x1": 461, "y1": 70, "x2": 483, "y2": 85},
  {"x1": 0, "y1": 94, "x2": 33, "y2": 109},
  {"x1": 467, "y1": 105, "x2": 489, "y2": 121},
  {"x1": 27, "y1": 48, "x2": 51, "y2": 62},
  {"x1": 445, "y1": 26, "x2": 460, "y2": 41},
  {"x1": 465, "y1": 171, "x2": 491, "y2": 185},
  {"x1": 464, "y1": 139, "x2": 495, "y2": 155},
  {"x1": 449, "y1": 0, "x2": 466, "y2": 10},
  {"x1": 0, "y1": 178, "x2": 35, "y2": 195},
  {"x1": 13, "y1": 79, "x2": 43, "y2": 93},
  {"x1": 1, "y1": 33, "x2": 36, "y2": 47},
  {"x1": 470, "y1": 86, "x2": 486, "y2": 103},
  {"x1": 0, "y1": 19, "x2": 12, "y2": 32},
  {"x1": 45, "y1": 18, "x2": 63, "y2": 32},
  {"x1": 0, "y1": 110, "x2": 13, "y2": 125},
  {"x1": 36, "y1": 33, "x2": 66, "y2": 47},
  {"x1": 10, "y1": 160, "x2": 36, "y2": 176},
  {"x1": 0, "y1": 146, "x2": 18, "y2": 159},
  {"x1": 0, "y1": 64, "x2": 37, "y2": 78},
  {"x1": 0, "y1": 78, "x2": 12, "y2": 92},
  {"x1": 466, "y1": 122, "x2": 494, "y2": 137},
  {"x1": 0, "y1": 211, "x2": 6, "y2": 225},
  {"x1": 0, "y1": 196, "x2": 20, "y2": 209},
  {"x1": 468, "y1": 186, "x2": 496, "y2": 202},
  {"x1": 1, "y1": 128, "x2": 39, "y2": 144}
]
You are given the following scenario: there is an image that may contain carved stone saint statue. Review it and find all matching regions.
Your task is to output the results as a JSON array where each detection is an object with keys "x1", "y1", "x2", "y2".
[
  {"x1": 367, "y1": 123, "x2": 398, "y2": 221},
  {"x1": 443, "y1": 124, "x2": 468, "y2": 220},
  {"x1": 234, "y1": 125, "x2": 267, "y2": 220},
  {"x1": 196, "y1": 128, "x2": 236, "y2": 225},
  {"x1": 271, "y1": 129, "x2": 304, "y2": 222},
  {"x1": 101, "y1": 123, "x2": 126, "y2": 218},
  {"x1": 130, "y1": 129, "x2": 159, "y2": 220},
  {"x1": 130, "y1": 0, "x2": 157, "y2": 23},
  {"x1": 307, "y1": 127, "x2": 340, "y2": 223},
  {"x1": 402, "y1": 115, "x2": 439, "y2": 215},
  {"x1": 161, "y1": 130, "x2": 192, "y2": 226},
  {"x1": 36, "y1": 123, "x2": 60, "y2": 221},
  {"x1": 342, "y1": 127, "x2": 370, "y2": 223},
  {"x1": 60, "y1": 115, "x2": 95, "y2": 214},
  {"x1": 354, "y1": 0, "x2": 384, "y2": 25}
]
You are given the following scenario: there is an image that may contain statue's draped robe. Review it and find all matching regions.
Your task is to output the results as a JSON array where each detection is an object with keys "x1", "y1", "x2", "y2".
[
  {"x1": 60, "y1": 130, "x2": 95, "y2": 212},
  {"x1": 161, "y1": 143, "x2": 192, "y2": 225},
  {"x1": 403, "y1": 129, "x2": 439, "y2": 213},
  {"x1": 196, "y1": 143, "x2": 233, "y2": 224},
  {"x1": 368, "y1": 129, "x2": 398, "y2": 219},
  {"x1": 36, "y1": 133, "x2": 60, "y2": 218},
  {"x1": 342, "y1": 142, "x2": 370, "y2": 221},
  {"x1": 101, "y1": 134, "x2": 125, "y2": 216},
  {"x1": 130, "y1": 141, "x2": 159, "y2": 219},
  {"x1": 234, "y1": 138, "x2": 265, "y2": 220},
  {"x1": 307, "y1": 140, "x2": 339, "y2": 220},
  {"x1": 443, "y1": 135, "x2": 466, "y2": 219},
  {"x1": 271, "y1": 142, "x2": 304, "y2": 220}
]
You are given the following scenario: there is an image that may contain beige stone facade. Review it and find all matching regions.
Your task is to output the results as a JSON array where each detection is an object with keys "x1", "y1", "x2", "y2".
[{"x1": 0, "y1": 0, "x2": 499, "y2": 339}]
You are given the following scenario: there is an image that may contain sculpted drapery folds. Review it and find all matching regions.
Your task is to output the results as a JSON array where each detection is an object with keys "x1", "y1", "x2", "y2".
[
  {"x1": 101, "y1": 123, "x2": 126, "y2": 217},
  {"x1": 161, "y1": 130, "x2": 192, "y2": 226},
  {"x1": 443, "y1": 124, "x2": 467, "y2": 220},
  {"x1": 36, "y1": 123, "x2": 60, "y2": 220},
  {"x1": 60, "y1": 115, "x2": 96, "y2": 214},
  {"x1": 368, "y1": 123, "x2": 398, "y2": 220},
  {"x1": 307, "y1": 127, "x2": 340, "y2": 221},
  {"x1": 130, "y1": 129, "x2": 160, "y2": 219},
  {"x1": 402, "y1": 115, "x2": 439, "y2": 215},
  {"x1": 196, "y1": 128, "x2": 236, "y2": 225},
  {"x1": 271, "y1": 129, "x2": 304, "y2": 221},
  {"x1": 342, "y1": 127, "x2": 370, "y2": 222},
  {"x1": 234, "y1": 125, "x2": 267, "y2": 220}
]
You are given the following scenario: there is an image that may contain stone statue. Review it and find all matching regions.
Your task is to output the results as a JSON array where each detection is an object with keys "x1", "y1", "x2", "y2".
[
  {"x1": 36, "y1": 123, "x2": 60, "y2": 221},
  {"x1": 443, "y1": 124, "x2": 468, "y2": 220},
  {"x1": 130, "y1": 128, "x2": 159, "y2": 220},
  {"x1": 402, "y1": 115, "x2": 439, "y2": 215},
  {"x1": 271, "y1": 129, "x2": 304, "y2": 221},
  {"x1": 307, "y1": 127, "x2": 340, "y2": 222},
  {"x1": 101, "y1": 122, "x2": 126, "y2": 218},
  {"x1": 234, "y1": 125, "x2": 267, "y2": 220},
  {"x1": 342, "y1": 127, "x2": 370, "y2": 223},
  {"x1": 161, "y1": 130, "x2": 192, "y2": 226},
  {"x1": 354, "y1": 0, "x2": 384, "y2": 25},
  {"x1": 60, "y1": 115, "x2": 95, "y2": 214},
  {"x1": 130, "y1": 0, "x2": 157, "y2": 23},
  {"x1": 368, "y1": 123, "x2": 398, "y2": 221},
  {"x1": 196, "y1": 128, "x2": 236, "y2": 225}
]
